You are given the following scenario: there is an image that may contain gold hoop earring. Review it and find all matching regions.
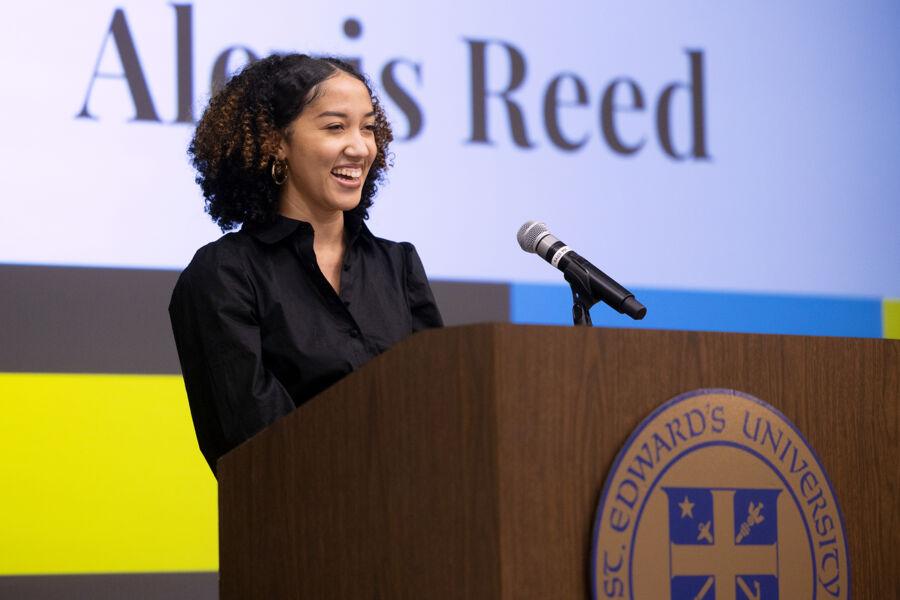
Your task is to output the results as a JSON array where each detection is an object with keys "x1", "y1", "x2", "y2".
[{"x1": 271, "y1": 159, "x2": 288, "y2": 185}]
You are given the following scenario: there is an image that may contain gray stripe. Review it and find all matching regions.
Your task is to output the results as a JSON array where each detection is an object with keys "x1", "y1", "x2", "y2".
[
  {"x1": 1, "y1": 265, "x2": 182, "y2": 374},
  {"x1": 0, "y1": 265, "x2": 509, "y2": 374},
  {"x1": 0, "y1": 572, "x2": 217, "y2": 600},
  {"x1": 430, "y1": 280, "x2": 509, "y2": 326}
]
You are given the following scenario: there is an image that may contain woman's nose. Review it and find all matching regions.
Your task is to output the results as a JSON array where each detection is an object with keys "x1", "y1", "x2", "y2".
[{"x1": 344, "y1": 131, "x2": 372, "y2": 157}]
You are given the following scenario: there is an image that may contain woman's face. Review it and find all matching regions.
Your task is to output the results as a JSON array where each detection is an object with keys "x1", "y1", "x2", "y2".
[{"x1": 278, "y1": 71, "x2": 377, "y2": 219}]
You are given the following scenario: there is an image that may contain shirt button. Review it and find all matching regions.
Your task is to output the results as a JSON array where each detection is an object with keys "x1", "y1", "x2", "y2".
[{"x1": 349, "y1": 328, "x2": 360, "y2": 338}]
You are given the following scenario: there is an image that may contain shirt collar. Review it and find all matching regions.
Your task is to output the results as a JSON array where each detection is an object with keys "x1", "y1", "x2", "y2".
[{"x1": 243, "y1": 212, "x2": 366, "y2": 245}]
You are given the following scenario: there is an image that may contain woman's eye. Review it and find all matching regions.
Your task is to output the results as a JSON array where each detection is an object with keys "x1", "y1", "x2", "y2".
[
  {"x1": 364, "y1": 124, "x2": 376, "y2": 132},
  {"x1": 326, "y1": 124, "x2": 344, "y2": 131}
]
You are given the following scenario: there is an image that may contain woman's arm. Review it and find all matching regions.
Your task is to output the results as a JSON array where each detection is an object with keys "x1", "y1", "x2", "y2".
[
  {"x1": 169, "y1": 244, "x2": 296, "y2": 476},
  {"x1": 401, "y1": 242, "x2": 444, "y2": 332}
]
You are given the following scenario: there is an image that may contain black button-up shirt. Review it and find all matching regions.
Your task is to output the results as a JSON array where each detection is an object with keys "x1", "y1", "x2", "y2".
[{"x1": 169, "y1": 213, "x2": 443, "y2": 474}]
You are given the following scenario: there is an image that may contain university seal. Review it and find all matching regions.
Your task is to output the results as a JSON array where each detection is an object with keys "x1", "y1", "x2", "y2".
[{"x1": 591, "y1": 389, "x2": 849, "y2": 600}]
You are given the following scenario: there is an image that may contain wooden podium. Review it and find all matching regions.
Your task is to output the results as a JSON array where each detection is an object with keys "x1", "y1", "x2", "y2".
[{"x1": 218, "y1": 325, "x2": 898, "y2": 598}]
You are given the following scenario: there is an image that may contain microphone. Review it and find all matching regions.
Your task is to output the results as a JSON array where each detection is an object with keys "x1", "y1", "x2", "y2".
[{"x1": 517, "y1": 221, "x2": 646, "y2": 320}]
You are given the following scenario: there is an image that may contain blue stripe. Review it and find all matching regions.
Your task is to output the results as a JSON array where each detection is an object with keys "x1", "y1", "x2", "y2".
[{"x1": 510, "y1": 284, "x2": 883, "y2": 338}]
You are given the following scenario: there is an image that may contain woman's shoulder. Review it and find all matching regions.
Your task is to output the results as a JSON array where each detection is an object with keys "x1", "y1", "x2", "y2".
[
  {"x1": 359, "y1": 226, "x2": 431, "y2": 284},
  {"x1": 168, "y1": 231, "x2": 262, "y2": 325},
  {"x1": 360, "y1": 227, "x2": 443, "y2": 329},
  {"x1": 176, "y1": 230, "x2": 257, "y2": 288},
  {"x1": 361, "y1": 224, "x2": 418, "y2": 257}
]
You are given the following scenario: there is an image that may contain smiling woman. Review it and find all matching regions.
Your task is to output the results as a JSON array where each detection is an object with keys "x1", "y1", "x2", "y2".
[
  {"x1": 275, "y1": 71, "x2": 381, "y2": 291},
  {"x1": 277, "y1": 73, "x2": 378, "y2": 218},
  {"x1": 170, "y1": 54, "x2": 443, "y2": 475}
]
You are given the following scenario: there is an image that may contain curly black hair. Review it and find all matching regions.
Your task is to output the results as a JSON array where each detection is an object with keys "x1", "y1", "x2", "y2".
[{"x1": 189, "y1": 54, "x2": 393, "y2": 231}]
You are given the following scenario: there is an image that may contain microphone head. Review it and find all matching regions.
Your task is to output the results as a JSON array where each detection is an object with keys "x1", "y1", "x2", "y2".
[{"x1": 517, "y1": 220, "x2": 550, "y2": 253}]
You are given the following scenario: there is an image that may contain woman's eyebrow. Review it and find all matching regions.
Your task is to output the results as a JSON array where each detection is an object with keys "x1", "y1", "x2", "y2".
[
  {"x1": 315, "y1": 110, "x2": 376, "y2": 119},
  {"x1": 316, "y1": 111, "x2": 347, "y2": 119}
]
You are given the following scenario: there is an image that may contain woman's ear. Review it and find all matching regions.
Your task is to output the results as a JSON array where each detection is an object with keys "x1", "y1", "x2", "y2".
[{"x1": 260, "y1": 130, "x2": 287, "y2": 166}]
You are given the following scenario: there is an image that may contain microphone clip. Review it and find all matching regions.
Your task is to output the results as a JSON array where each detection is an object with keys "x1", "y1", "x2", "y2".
[{"x1": 565, "y1": 265, "x2": 597, "y2": 327}]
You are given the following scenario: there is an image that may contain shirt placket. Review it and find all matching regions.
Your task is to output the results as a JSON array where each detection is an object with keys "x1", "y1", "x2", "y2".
[{"x1": 293, "y1": 231, "x2": 367, "y2": 361}]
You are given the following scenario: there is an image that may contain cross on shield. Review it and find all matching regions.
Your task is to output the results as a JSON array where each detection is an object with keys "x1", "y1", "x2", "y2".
[{"x1": 662, "y1": 487, "x2": 782, "y2": 600}]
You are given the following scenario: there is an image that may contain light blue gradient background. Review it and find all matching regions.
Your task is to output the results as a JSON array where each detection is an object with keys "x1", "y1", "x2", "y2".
[{"x1": 0, "y1": 1, "x2": 897, "y2": 299}]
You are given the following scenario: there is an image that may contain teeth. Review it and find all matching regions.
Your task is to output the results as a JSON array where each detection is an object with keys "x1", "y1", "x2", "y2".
[{"x1": 332, "y1": 167, "x2": 362, "y2": 179}]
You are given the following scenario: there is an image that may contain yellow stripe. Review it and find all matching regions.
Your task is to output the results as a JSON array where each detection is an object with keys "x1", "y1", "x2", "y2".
[
  {"x1": 885, "y1": 298, "x2": 900, "y2": 340},
  {"x1": 0, "y1": 373, "x2": 216, "y2": 575}
]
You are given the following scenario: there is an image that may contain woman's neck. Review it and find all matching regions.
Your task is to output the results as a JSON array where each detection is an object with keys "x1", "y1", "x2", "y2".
[
  {"x1": 278, "y1": 194, "x2": 345, "y2": 245},
  {"x1": 278, "y1": 194, "x2": 346, "y2": 292}
]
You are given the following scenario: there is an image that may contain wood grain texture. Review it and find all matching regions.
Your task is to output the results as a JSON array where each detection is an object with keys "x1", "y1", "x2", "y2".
[
  {"x1": 219, "y1": 325, "x2": 503, "y2": 599},
  {"x1": 219, "y1": 324, "x2": 899, "y2": 599}
]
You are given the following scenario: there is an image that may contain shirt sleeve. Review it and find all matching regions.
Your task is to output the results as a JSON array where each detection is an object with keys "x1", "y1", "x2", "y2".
[
  {"x1": 168, "y1": 244, "x2": 296, "y2": 476},
  {"x1": 401, "y1": 242, "x2": 444, "y2": 332}
]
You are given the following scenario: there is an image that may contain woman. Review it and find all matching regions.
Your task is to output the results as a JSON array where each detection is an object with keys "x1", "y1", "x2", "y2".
[{"x1": 169, "y1": 54, "x2": 443, "y2": 475}]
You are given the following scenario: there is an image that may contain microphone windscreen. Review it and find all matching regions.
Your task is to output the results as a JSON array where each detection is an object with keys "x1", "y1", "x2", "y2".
[{"x1": 517, "y1": 221, "x2": 549, "y2": 253}]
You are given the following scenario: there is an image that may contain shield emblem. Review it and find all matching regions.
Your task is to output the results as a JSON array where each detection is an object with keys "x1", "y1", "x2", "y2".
[{"x1": 663, "y1": 487, "x2": 781, "y2": 600}]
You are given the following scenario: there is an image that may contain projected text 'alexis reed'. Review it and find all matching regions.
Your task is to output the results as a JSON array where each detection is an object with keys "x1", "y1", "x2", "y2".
[{"x1": 77, "y1": 5, "x2": 710, "y2": 161}]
